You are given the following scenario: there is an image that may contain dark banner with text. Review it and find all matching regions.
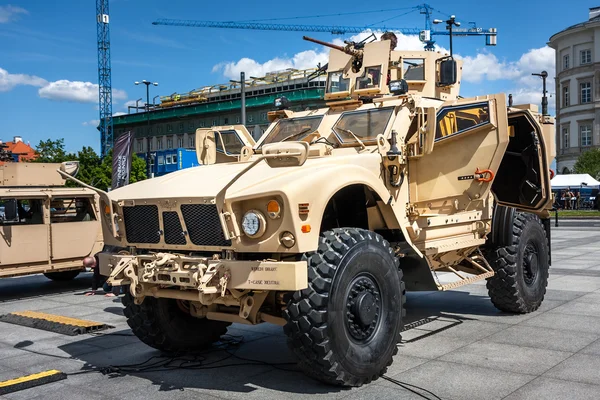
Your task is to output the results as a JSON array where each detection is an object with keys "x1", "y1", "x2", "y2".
[{"x1": 111, "y1": 131, "x2": 133, "y2": 190}]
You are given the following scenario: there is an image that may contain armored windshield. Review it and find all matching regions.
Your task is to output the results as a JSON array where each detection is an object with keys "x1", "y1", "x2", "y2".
[
  {"x1": 333, "y1": 107, "x2": 394, "y2": 145},
  {"x1": 260, "y1": 116, "x2": 323, "y2": 146}
]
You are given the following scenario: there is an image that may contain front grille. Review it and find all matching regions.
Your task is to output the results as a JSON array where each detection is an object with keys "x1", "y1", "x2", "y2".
[
  {"x1": 123, "y1": 205, "x2": 160, "y2": 244},
  {"x1": 181, "y1": 204, "x2": 231, "y2": 247},
  {"x1": 163, "y1": 211, "x2": 186, "y2": 245}
]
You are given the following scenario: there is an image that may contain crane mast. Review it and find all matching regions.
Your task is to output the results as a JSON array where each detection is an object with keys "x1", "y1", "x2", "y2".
[{"x1": 96, "y1": 0, "x2": 113, "y2": 157}]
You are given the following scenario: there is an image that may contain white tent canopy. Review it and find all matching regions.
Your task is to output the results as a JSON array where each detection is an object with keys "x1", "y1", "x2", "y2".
[{"x1": 551, "y1": 173, "x2": 600, "y2": 189}]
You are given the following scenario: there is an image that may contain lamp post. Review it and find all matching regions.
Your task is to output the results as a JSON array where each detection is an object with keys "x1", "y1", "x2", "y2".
[
  {"x1": 532, "y1": 71, "x2": 549, "y2": 116},
  {"x1": 135, "y1": 80, "x2": 158, "y2": 178},
  {"x1": 433, "y1": 15, "x2": 461, "y2": 57}
]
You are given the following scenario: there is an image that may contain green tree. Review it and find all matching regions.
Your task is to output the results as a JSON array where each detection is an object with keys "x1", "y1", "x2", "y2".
[
  {"x1": 93, "y1": 149, "x2": 147, "y2": 191},
  {"x1": 32, "y1": 139, "x2": 74, "y2": 163},
  {"x1": 574, "y1": 148, "x2": 600, "y2": 180}
]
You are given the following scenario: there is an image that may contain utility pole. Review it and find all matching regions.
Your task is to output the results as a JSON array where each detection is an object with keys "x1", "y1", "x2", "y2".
[
  {"x1": 532, "y1": 71, "x2": 549, "y2": 116},
  {"x1": 433, "y1": 15, "x2": 461, "y2": 57},
  {"x1": 241, "y1": 71, "x2": 246, "y2": 126},
  {"x1": 135, "y1": 80, "x2": 158, "y2": 178}
]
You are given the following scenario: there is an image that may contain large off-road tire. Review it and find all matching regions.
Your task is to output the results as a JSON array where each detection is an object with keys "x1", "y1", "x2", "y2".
[
  {"x1": 43, "y1": 270, "x2": 81, "y2": 281},
  {"x1": 283, "y1": 228, "x2": 405, "y2": 387},
  {"x1": 486, "y1": 212, "x2": 549, "y2": 313},
  {"x1": 122, "y1": 292, "x2": 230, "y2": 353}
]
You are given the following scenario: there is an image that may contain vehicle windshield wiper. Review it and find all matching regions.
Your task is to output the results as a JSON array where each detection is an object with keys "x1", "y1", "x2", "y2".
[
  {"x1": 336, "y1": 127, "x2": 366, "y2": 150},
  {"x1": 281, "y1": 127, "x2": 313, "y2": 142}
]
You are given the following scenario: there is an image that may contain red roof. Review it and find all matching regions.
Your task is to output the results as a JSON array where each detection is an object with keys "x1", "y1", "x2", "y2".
[{"x1": 1, "y1": 141, "x2": 37, "y2": 163}]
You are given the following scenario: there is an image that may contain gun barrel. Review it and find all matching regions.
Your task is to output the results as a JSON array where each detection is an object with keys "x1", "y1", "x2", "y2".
[{"x1": 303, "y1": 36, "x2": 346, "y2": 52}]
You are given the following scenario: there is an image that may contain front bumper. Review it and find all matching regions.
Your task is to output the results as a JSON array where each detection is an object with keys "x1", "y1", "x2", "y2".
[{"x1": 98, "y1": 252, "x2": 308, "y2": 293}]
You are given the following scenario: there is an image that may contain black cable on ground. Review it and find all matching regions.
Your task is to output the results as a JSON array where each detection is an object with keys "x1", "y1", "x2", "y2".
[{"x1": 382, "y1": 375, "x2": 442, "y2": 400}]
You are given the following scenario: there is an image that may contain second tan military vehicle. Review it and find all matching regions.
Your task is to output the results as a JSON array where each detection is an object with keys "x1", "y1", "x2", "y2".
[
  {"x1": 0, "y1": 162, "x2": 104, "y2": 281},
  {"x1": 73, "y1": 33, "x2": 555, "y2": 387}
]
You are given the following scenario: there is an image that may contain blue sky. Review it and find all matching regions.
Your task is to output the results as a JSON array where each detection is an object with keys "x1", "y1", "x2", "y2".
[{"x1": 0, "y1": 0, "x2": 597, "y2": 154}]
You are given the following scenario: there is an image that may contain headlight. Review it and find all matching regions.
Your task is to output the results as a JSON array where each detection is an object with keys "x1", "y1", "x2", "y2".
[{"x1": 242, "y1": 210, "x2": 267, "y2": 238}]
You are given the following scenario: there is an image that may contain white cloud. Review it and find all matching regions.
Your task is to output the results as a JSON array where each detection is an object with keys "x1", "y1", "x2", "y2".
[
  {"x1": 0, "y1": 67, "x2": 47, "y2": 92},
  {"x1": 124, "y1": 100, "x2": 146, "y2": 108},
  {"x1": 38, "y1": 80, "x2": 127, "y2": 103},
  {"x1": 0, "y1": 5, "x2": 28, "y2": 24},
  {"x1": 82, "y1": 119, "x2": 100, "y2": 126}
]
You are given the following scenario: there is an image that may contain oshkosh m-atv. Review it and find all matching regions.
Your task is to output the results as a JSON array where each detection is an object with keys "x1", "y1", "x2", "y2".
[{"x1": 77, "y1": 34, "x2": 555, "y2": 387}]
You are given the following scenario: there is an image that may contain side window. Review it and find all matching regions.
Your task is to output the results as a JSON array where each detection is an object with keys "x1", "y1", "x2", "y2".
[
  {"x1": 326, "y1": 71, "x2": 350, "y2": 94},
  {"x1": 50, "y1": 198, "x2": 96, "y2": 223},
  {"x1": 333, "y1": 108, "x2": 394, "y2": 145},
  {"x1": 403, "y1": 58, "x2": 425, "y2": 81},
  {"x1": 436, "y1": 102, "x2": 491, "y2": 141}
]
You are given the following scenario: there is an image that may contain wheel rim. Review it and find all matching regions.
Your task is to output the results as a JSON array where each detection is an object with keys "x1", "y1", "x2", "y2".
[
  {"x1": 523, "y1": 242, "x2": 539, "y2": 286},
  {"x1": 345, "y1": 274, "x2": 382, "y2": 342}
]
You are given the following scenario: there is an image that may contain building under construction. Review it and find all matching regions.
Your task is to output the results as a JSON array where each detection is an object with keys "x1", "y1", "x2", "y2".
[{"x1": 112, "y1": 68, "x2": 327, "y2": 164}]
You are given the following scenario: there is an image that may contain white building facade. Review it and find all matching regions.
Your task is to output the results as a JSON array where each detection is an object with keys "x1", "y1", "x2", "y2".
[{"x1": 549, "y1": 7, "x2": 600, "y2": 174}]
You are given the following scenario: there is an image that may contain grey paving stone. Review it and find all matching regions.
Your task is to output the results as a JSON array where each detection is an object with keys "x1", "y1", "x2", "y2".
[
  {"x1": 547, "y1": 275, "x2": 600, "y2": 292},
  {"x1": 505, "y1": 376, "x2": 600, "y2": 400},
  {"x1": 580, "y1": 338, "x2": 600, "y2": 356},
  {"x1": 439, "y1": 341, "x2": 571, "y2": 375},
  {"x1": 576, "y1": 292, "x2": 600, "y2": 303},
  {"x1": 542, "y1": 289, "x2": 587, "y2": 301},
  {"x1": 523, "y1": 311, "x2": 600, "y2": 334},
  {"x1": 384, "y1": 360, "x2": 535, "y2": 400},
  {"x1": 344, "y1": 382, "x2": 429, "y2": 399},
  {"x1": 0, "y1": 299, "x2": 67, "y2": 315},
  {"x1": 397, "y1": 334, "x2": 476, "y2": 359},
  {"x1": 551, "y1": 300, "x2": 600, "y2": 318},
  {"x1": 434, "y1": 319, "x2": 510, "y2": 340},
  {"x1": 544, "y1": 353, "x2": 600, "y2": 385},
  {"x1": 384, "y1": 354, "x2": 429, "y2": 377},
  {"x1": 484, "y1": 324, "x2": 599, "y2": 352}
]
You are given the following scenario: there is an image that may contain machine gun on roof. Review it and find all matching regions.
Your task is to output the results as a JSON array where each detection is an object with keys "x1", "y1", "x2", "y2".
[{"x1": 303, "y1": 35, "x2": 367, "y2": 73}]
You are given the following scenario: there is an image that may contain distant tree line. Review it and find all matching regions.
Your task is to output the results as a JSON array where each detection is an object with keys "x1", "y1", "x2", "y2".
[{"x1": 31, "y1": 139, "x2": 147, "y2": 190}]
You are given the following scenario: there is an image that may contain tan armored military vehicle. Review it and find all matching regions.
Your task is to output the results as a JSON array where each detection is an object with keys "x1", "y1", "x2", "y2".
[
  {"x1": 83, "y1": 34, "x2": 555, "y2": 387},
  {"x1": 0, "y1": 162, "x2": 104, "y2": 281}
]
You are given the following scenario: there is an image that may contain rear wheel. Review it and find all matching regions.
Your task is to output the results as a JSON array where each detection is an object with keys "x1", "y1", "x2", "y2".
[
  {"x1": 122, "y1": 292, "x2": 230, "y2": 353},
  {"x1": 486, "y1": 212, "x2": 549, "y2": 313},
  {"x1": 283, "y1": 228, "x2": 405, "y2": 387},
  {"x1": 44, "y1": 270, "x2": 80, "y2": 282}
]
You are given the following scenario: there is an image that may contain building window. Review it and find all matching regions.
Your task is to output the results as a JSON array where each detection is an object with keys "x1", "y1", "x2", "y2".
[
  {"x1": 166, "y1": 155, "x2": 172, "y2": 164},
  {"x1": 580, "y1": 82, "x2": 592, "y2": 104},
  {"x1": 563, "y1": 54, "x2": 569, "y2": 70},
  {"x1": 158, "y1": 125, "x2": 163, "y2": 134},
  {"x1": 562, "y1": 126, "x2": 569, "y2": 149},
  {"x1": 149, "y1": 140, "x2": 153, "y2": 150},
  {"x1": 261, "y1": 112, "x2": 267, "y2": 121},
  {"x1": 236, "y1": 116, "x2": 240, "y2": 124},
  {"x1": 224, "y1": 117, "x2": 229, "y2": 124},
  {"x1": 563, "y1": 84, "x2": 569, "y2": 107},
  {"x1": 177, "y1": 136, "x2": 184, "y2": 148},
  {"x1": 188, "y1": 134, "x2": 195, "y2": 148},
  {"x1": 179, "y1": 122, "x2": 184, "y2": 133},
  {"x1": 212, "y1": 119, "x2": 217, "y2": 126},
  {"x1": 137, "y1": 139, "x2": 143, "y2": 152},
  {"x1": 167, "y1": 124, "x2": 173, "y2": 133},
  {"x1": 188, "y1": 122, "x2": 194, "y2": 131},
  {"x1": 167, "y1": 136, "x2": 173, "y2": 149},
  {"x1": 198, "y1": 121, "x2": 204, "y2": 128},
  {"x1": 157, "y1": 138, "x2": 163, "y2": 150},
  {"x1": 247, "y1": 115, "x2": 253, "y2": 123},
  {"x1": 580, "y1": 124, "x2": 592, "y2": 147},
  {"x1": 581, "y1": 49, "x2": 592, "y2": 65}
]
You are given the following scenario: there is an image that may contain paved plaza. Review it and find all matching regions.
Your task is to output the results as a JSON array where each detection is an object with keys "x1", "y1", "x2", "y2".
[{"x1": 1, "y1": 220, "x2": 600, "y2": 399}]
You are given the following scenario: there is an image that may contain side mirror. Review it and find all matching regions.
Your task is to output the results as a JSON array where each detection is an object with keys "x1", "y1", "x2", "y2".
[
  {"x1": 423, "y1": 107, "x2": 437, "y2": 155},
  {"x1": 60, "y1": 161, "x2": 80, "y2": 177},
  {"x1": 3, "y1": 199, "x2": 18, "y2": 222},
  {"x1": 439, "y1": 59, "x2": 457, "y2": 86},
  {"x1": 195, "y1": 129, "x2": 216, "y2": 165}
]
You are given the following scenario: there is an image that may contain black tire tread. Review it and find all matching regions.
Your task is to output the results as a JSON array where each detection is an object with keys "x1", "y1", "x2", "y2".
[
  {"x1": 122, "y1": 292, "x2": 229, "y2": 354},
  {"x1": 283, "y1": 228, "x2": 405, "y2": 387},
  {"x1": 486, "y1": 212, "x2": 549, "y2": 313},
  {"x1": 43, "y1": 270, "x2": 81, "y2": 281}
]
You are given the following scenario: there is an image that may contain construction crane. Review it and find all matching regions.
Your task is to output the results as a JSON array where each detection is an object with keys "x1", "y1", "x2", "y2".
[
  {"x1": 96, "y1": 0, "x2": 113, "y2": 157},
  {"x1": 152, "y1": 4, "x2": 497, "y2": 51}
]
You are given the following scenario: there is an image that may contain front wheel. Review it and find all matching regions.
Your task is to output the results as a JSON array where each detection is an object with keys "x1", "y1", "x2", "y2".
[
  {"x1": 44, "y1": 270, "x2": 81, "y2": 281},
  {"x1": 283, "y1": 228, "x2": 405, "y2": 387},
  {"x1": 486, "y1": 212, "x2": 549, "y2": 313}
]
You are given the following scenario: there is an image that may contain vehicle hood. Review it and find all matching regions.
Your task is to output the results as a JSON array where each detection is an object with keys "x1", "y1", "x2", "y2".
[{"x1": 106, "y1": 152, "x2": 383, "y2": 202}]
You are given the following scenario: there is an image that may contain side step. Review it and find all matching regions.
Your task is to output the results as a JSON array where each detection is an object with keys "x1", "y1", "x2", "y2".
[{"x1": 435, "y1": 251, "x2": 495, "y2": 291}]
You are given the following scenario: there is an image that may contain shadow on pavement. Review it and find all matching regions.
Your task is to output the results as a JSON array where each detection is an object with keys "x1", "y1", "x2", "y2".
[
  {"x1": 0, "y1": 273, "x2": 93, "y2": 303},
  {"x1": 48, "y1": 288, "x2": 514, "y2": 396}
]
